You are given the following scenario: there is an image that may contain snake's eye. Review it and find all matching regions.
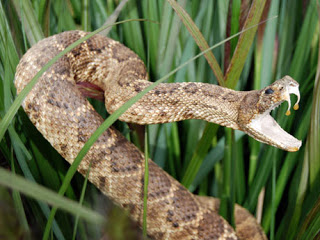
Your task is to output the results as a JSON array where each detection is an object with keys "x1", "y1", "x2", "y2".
[{"x1": 265, "y1": 88, "x2": 274, "y2": 94}]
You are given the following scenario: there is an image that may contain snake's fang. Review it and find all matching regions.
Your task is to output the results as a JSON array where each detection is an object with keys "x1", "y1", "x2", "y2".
[
  {"x1": 284, "y1": 82, "x2": 300, "y2": 116},
  {"x1": 285, "y1": 110, "x2": 291, "y2": 116}
]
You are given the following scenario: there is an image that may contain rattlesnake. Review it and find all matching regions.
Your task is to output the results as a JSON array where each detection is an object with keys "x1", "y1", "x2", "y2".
[{"x1": 15, "y1": 31, "x2": 301, "y2": 239}]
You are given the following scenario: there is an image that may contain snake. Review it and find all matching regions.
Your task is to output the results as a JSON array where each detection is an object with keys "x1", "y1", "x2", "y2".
[{"x1": 14, "y1": 31, "x2": 301, "y2": 239}]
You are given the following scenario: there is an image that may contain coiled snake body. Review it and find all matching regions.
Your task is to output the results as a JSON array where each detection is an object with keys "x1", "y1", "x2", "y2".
[{"x1": 15, "y1": 31, "x2": 301, "y2": 239}]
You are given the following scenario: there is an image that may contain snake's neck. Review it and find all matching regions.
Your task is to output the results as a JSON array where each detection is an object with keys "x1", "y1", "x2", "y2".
[
  {"x1": 68, "y1": 39, "x2": 244, "y2": 130},
  {"x1": 105, "y1": 81, "x2": 245, "y2": 130}
]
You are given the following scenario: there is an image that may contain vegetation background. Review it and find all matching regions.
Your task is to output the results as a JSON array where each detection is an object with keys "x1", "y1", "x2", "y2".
[{"x1": 0, "y1": 0, "x2": 319, "y2": 239}]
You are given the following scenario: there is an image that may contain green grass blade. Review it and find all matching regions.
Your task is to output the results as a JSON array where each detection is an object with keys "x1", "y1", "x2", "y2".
[
  {"x1": 121, "y1": 1, "x2": 145, "y2": 61},
  {"x1": 296, "y1": 197, "x2": 320, "y2": 240},
  {"x1": 259, "y1": 0, "x2": 279, "y2": 87},
  {"x1": 54, "y1": 0, "x2": 77, "y2": 32},
  {"x1": 167, "y1": 0, "x2": 224, "y2": 85},
  {"x1": 157, "y1": 0, "x2": 185, "y2": 79},
  {"x1": 229, "y1": 0, "x2": 241, "y2": 54},
  {"x1": 164, "y1": 124, "x2": 177, "y2": 178},
  {"x1": 189, "y1": 131, "x2": 245, "y2": 192},
  {"x1": 181, "y1": 123, "x2": 218, "y2": 188},
  {"x1": 270, "y1": 149, "x2": 276, "y2": 240},
  {"x1": 11, "y1": 0, "x2": 44, "y2": 45},
  {"x1": 10, "y1": 148, "x2": 30, "y2": 238},
  {"x1": 82, "y1": 0, "x2": 90, "y2": 31},
  {"x1": 71, "y1": 164, "x2": 91, "y2": 240},
  {"x1": 234, "y1": 138, "x2": 246, "y2": 203},
  {"x1": 100, "y1": 0, "x2": 128, "y2": 36},
  {"x1": 307, "y1": 41, "x2": 320, "y2": 193},
  {"x1": 142, "y1": 0, "x2": 159, "y2": 73},
  {"x1": 0, "y1": 1, "x2": 20, "y2": 81},
  {"x1": 285, "y1": 149, "x2": 309, "y2": 240},
  {"x1": 0, "y1": 168, "x2": 104, "y2": 224},
  {"x1": 225, "y1": 0, "x2": 267, "y2": 89},
  {"x1": 219, "y1": 127, "x2": 235, "y2": 226},
  {"x1": 168, "y1": 122, "x2": 181, "y2": 177},
  {"x1": 289, "y1": 0, "x2": 318, "y2": 80},
  {"x1": 156, "y1": 1, "x2": 174, "y2": 78}
]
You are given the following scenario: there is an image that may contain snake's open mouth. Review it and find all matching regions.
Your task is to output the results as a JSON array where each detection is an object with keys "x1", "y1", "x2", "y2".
[{"x1": 248, "y1": 81, "x2": 302, "y2": 152}]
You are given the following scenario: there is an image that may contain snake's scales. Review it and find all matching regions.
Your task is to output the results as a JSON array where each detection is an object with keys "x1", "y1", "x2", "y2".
[{"x1": 15, "y1": 31, "x2": 301, "y2": 239}]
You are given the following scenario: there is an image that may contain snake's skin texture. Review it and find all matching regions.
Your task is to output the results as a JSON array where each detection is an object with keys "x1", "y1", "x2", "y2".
[{"x1": 15, "y1": 30, "x2": 302, "y2": 239}]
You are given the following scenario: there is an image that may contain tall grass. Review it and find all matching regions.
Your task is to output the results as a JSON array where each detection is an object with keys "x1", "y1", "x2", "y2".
[{"x1": 0, "y1": 1, "x2": 319, "y2": 240}]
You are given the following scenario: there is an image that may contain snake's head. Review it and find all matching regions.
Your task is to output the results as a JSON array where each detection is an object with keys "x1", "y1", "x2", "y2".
[{"x1": 238, "y1": 76, "x2": 301, "y2": 152}]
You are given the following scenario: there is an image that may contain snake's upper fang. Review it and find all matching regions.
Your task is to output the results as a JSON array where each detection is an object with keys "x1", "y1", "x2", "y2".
[{"x1": 284, "y1": 81, "x2": 300, "y2": 116}]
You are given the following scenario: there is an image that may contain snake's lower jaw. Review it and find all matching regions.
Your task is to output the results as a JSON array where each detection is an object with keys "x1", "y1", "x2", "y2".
[{"x1": 246, "y1": 111, "x2": 302, "y2": 152}]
